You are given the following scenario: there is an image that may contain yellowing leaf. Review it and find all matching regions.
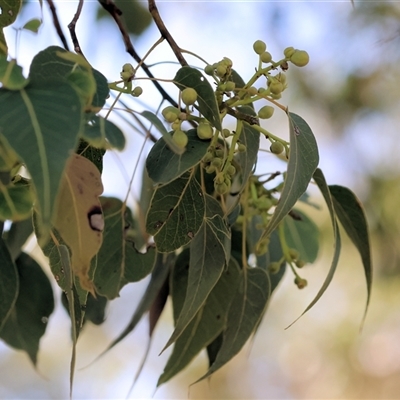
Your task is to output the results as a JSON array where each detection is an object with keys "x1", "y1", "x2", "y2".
[{"x1": 52, "y1": 154, "x2": 104, "y2": 295}]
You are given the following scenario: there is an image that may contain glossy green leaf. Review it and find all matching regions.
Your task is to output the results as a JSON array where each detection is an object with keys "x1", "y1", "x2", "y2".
[
  {"x1": 83, "y1": 116, "x2": 125, "y2": 150},
  {"x1": 146, "y1": 129, "x2": 210, "y2": 184},
  {"x1": 163, "y1": 195, "x2": 231, "y2": 349},
  {"x1": 287, "y1": 168, "x2": 342, "y2": 327},
  {"x1": 0, "y1": 57, "x2": 29, "y2": 90},
  {"x1": 92, "y1": 69, "x2": 109, "y2": 110},
  {"x1": 236, "y1": 121, "x2": 260, "y2": 192},
  {"x1": 195, "y1": 267, "x2": 270, "y2": 382},
  {"x1": 146, "y1": 171, "x2": 205, "y2": 252},
  {"x1": 0, "y1": 81, "x2": 82, "y2": 233},
  {"x1": 0, "y1": 238, "x2": 18, "y2": 332},
  {"x1": 140, "y1": 111, "x2": 185, "y2": 155},
  {"x1": 158, "y1": 256, "x2": 240, "y2": 386},
  {"x1": 93, "y1": 253, "x2": 172, "y2": 360},
  {"x1": 260, "y1": 112, "x2": 319, "y2": 241},
  {"x1": 329, "y1": 184, "x2": 372, "y2": 321},
  {"x1": 22, "y1": 18, "x2": 41, "y2": 33},
  {"x1": 67, "y1": 69, "x2": 96, "y2": 108},
  {"x1": 94, "y1": 197, "x2": 156, "y2": 299},
  {"x1": 283, "y1": 209, "x2": 319, "y2": 263},
  {"x1": 76, "y1": 140, "x2": 105, "y2": 173},
  {"x1": 0, "y1": 252, "x2": 54, "y2": 365},
  {"x1": 0, "y1": 0, "x2": 21, "y2": 28},
  {"x1": 174, "y1": 66, "x2": 222, "y2": 131},
  {"x1": 0, "y1": 180, "x2": 33, "y2": 221}
]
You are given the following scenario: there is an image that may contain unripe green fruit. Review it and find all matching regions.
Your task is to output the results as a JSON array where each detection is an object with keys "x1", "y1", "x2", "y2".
[
  {"x1": 218, "y1": 83, "x2": 227, "y2": 92},
  {"x1": 222, "y1": 128, "x2": 231, "y2": 138},
  {"x1": 215, "y1": 172, "x2": 225, "y2": 184},
  {"x1": 258, "y1": 105, "x2": 274, "y2": 119},
  {"x1": 222, "y1": 57, "x2": 233, "y2": 67},
  {"x1": 227, "y1": 164, "x2": 236, "y2": 176},
  {"x1": 171, "y1": 120, "x2": 181, "y2": 131},
  {"x1": 269, "y1": 81, "x2": 283, "y2": 95},
  {"x1": 120, "y1": 63, "x2": 135, "y2": 80},
  {"x1": 216, "y1": 64, "x2": 227, "y2": 77},
  {"x1": 260, "y1": 51, "x2": 272, "y2": 63},
  {"x1": 284, "y1": 47, "x2": 296, "y2": 58},
  {"x1": 253, "y1": 40, "x2": 267, "y2": 55},
  {"x1": 197, "y1": 122, "x2": 214, "y2": 139},
  {"x1": 270, "y1": 141, "x2": 284, "y2": 154},
  {"x1": 294, "y1": 276, "x2": 308, "y2": 289},
  {"x1": 205, "y1": 164, "x2": 216, "y2": 174},
  {"x1": 268, "y1": 262, "x2": 281, "y2": 274},
  {"x1": 225, "y1": 81, "x2": 236, "y2": 92},
  {"x1": 270, "y1": 92, "x2": 282, "y2": 100},
  {"x1": 296, "y1": 259, "x2": 306, "y2": 268},
  {"x1": 211, "y1": 157, "x2": 223, "y2": 168},
  {"x1": 202, "y1": 152, "x2": 213, "y2": 163},
  {"x1": 215, "y1": 149, "x2": 225, "y2": 158},
  {"x1": 162, "y1": 106, "x2": 180, "y2": 122},
  {"x1": 132, "y1": 86, "x2": 143, "y2": 96},
  {"x1": 181, "y1": 87, "x2": 198, "y2": 105},
  {"x1": 204, "y1": 64, "x2": 215, "y2": 75},
  {"x1": 288, "y1": 248, "x2": 300, "y2": 261},
  {"x1": 290, "y1": 50, "x2": 310, "y2": 67},
  {"x1": 172, "y1": 129, "x2": 188, "y2": 148},
  {"x1": 215, "y1": 182, "x2": 228, "y2": 195},
  {"x1": 258, "y1": 87, "x2": 266, "y2": 94},
  {"x1": 237, "y1": 143, "x2": 246, "y2": 152},
  {"x1": 248, "y1": 86, "x2": 258, "y2": 96}
]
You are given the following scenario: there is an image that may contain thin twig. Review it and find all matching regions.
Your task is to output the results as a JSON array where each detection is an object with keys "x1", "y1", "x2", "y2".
[
  {"x1": 46, "y1": 0, "x2": 70, "y2": 50},
  {"x1": 98, "y1": 0, "x2": 178, "y2": 108},
  {"x1": 148, "y1": 0, "x2": 188, "y2": 67},
  {"x1": 68, "y1": 0, "x2": 85, "y2": 57}
]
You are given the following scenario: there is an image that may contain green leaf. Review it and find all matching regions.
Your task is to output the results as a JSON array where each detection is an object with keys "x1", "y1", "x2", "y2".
[
  {"x1": 94, "y1": 197, "x2": 156, "y2": 299},
  {"x1": 3, "y1": 217, "x2": 33, "y2": 261},
  {"x1": 0, "y1": 180, "x2": 34, "y2": 221},
  {"x1": 0, "y1": 56, "x2": 29, "y2": 90},
  {"x1": 146, "y1": 171, "x2": 205, "y2": 252},
  {"x1": 329, "y1": 184, "x2": 372, "y2": 322},
  {"x1": 236, "y1": 121, "x2": 260, "y2": 192},
  {"x1": 283, "y1": 209, "x2": 319, "y2": 263},
  {"x1": 194, "y1": 267, "x2": 270, "y2": 383},
  {"x1": 0, "y1": 237, "x2": 18, "y2": 332},
  {"x1": 158, "y1": 256, "x2": 240, "y2": 386},
  {"x1": 0, "y1": 252, "x2": 54, "y2": 365},
  {"x1": 146, "y1": 129, "x2": 210, "y2": 184},
  {"x1": 287, "y1": 168, "x2": 342, "y2": 327},
  {"x1": 0, "y1": 0, "x2": 21, "y2": 28},
  {"x1": 139, "y1": 110, "x2": 184, "y2": 155},
  {"x1": 260, "y1": 112, "x2": 319, "y2": 241},
  {"x1": 163, "y1": 195, "x2": 231, "y2": 350},
  {"x1": 93, "y1": 252, "x2": 173, "y2": 360},
  {"x1": 83, "y1": 116, "x2": 125, "y2": 150},
  {"x1": 0, "y1": 81, "x2": 83, "y2": 233},
  {"x1": 76, "y1": 140, "x2": 105, "y2": 173},
  {"x1": 22, "y1": 18, "x2": 42, "y2": 33},
  {"x1": 92, "y1": 69, "x2": 109, "y2": 110},
  {"x1": 174, "y1": 66, "x2": 222, "y2": 131}
]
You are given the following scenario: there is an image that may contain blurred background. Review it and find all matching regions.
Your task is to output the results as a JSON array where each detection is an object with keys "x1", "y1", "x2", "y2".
[{"x1": 1, "y1": 0, "x2": 400, "y2": 398}]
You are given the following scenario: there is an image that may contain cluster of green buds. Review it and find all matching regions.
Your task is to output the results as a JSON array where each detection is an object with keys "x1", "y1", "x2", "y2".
[
  {"x1": 161, "y1": 105, "x2": 189, "y2": 148},
  {"x1": 120, "y1": 63, "x2": 143, "y2": 97}
]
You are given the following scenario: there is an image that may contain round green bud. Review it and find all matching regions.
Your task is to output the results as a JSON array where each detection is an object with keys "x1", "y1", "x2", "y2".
[
  {"x1": 227, "y1": 164, "x2": 236, "y2": 176},
  {"x1": 258, "y1": 105, "x2": 275, "y2": 119},
  {"x1": 120, "y1": 63, "x2": 135, "y2": 81},
  {"x1": 132, "y1": 86, "x2": 143, "y2": 96},
  {"x1": 248, "y1": 86, "x2": 258, "y2": 96},
  {"x1": 215, "y1": 172, "x2": 225, "y2": 184},
  {"x1": 260, "y1": 51, "x2": 272, "y2": 63},
  {"x1": 269, "y1": 81, "x2": 283, "y2": 95},
  {"x1": 290, "y1": 50, "x2": 310, "y2": 67},
  {"x1": 225, "y1": 81, "x2": 236, "y2": 92},
  {"x1": 162, "y1": 106, "x2": 180, "y2": 122},
  {"x1": 279, "y1": 73, "x2": 287, "y2": 85},
  {"x1": 258, "y1": 87, "x2": 266, "y2": 94},
  {"x1": 253, "y1": 40, "x2": 267, "y2": 55},
  {"x1": 222, "y1": 128, "x2": 231, "y2": 138},
  {"x1": 215, "y1": 182, "x2": 228, "y2": 195},
  {"x1": 204, "y1": 64, "x2": 215, "y2": 75},
  {"x1": 270, "y1": 141, "x2": 284, "y2": 154},
  {"x1": 224, "y1": 176, "x2": 232, "y2": 191},
  {"x1": 288, "y1": 248, "x2": 300, "y2": 261},
  {"x1": 216, "y1": 64, "x2": 227, "y2": 78},
  {"x1": 197, "y1": 122, "x2": 214, "y2": 140},
  {"x1": 296, "y1": 259, "x2": 306, "y2": 269},
  {"x1": 202, "y1": 152, "x2": 213, "y2": 163},
  {"x1": 215, "y1": 149, "x2": 225, "y2": 158},
  {"x1": 270, "y1": 92, "x2": 282, "y2": 100},
  {"x1": 283, "y1": 47, "x2": 296, "y2": 58},
  {"x1": 257, "y1": 197, "x2": 273, "y2": 211},
  {"x1": 181, "y1": 87, "x2": 198, "y2": 105},
  {"x1": 222, "y1": 57, "x2": 233, "y2": 67},
  {"x1": 294, "y1": 276, "x2": 308, "y2": 289},
  {"x1": 218, "y1": 83, "x2": 227, "y2": 92},
  {"x1": 205, "y1": 164, "x2": 216, "y2": 174},
  {"x1": 268, "y1": 262, "x2": 281, "y2": 274},
  {"x1": 171, "y1": 120, "x2": 181, "y2": 131},
  {"x1": 172, "y1": 129, "x2": 188, "y2": 148},
  {"x1": 237, "y1": 143, "x2": 246, "y2": 153},
  {"x1": 211, "y1": 157, "x2": 223, "y2": 168}
]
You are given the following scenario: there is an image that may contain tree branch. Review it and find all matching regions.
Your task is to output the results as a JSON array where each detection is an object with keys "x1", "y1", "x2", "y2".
[
  {"x1": 68, "y1": 0, "x2": 85, "y2": 57},
  {"x1": 147, "y1": 0, "x2": 188, "y2": 67},
  {"x1": 46, "y1": 0, "x2": 70, "y2": 51}
]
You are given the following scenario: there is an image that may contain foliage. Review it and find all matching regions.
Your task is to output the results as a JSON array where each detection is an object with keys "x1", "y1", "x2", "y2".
[{"x1": 0, "y1": 0, "x2": 372, "y2": 397}]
